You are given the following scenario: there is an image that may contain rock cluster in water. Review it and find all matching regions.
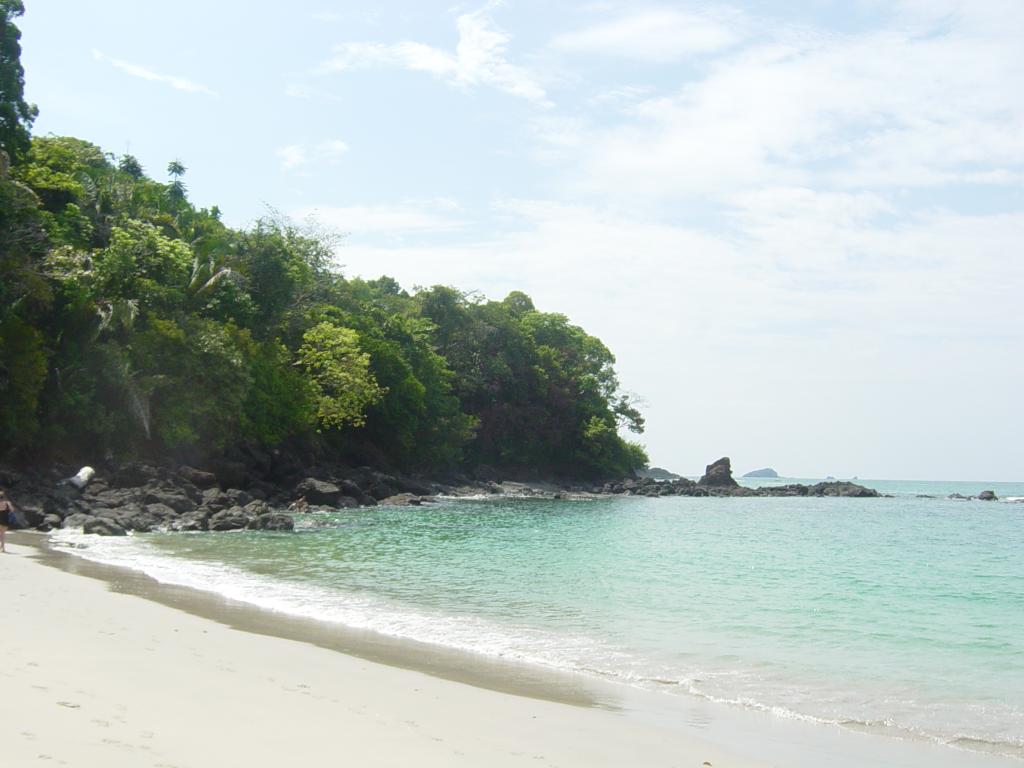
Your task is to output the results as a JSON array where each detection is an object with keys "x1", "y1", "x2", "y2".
[
  {"x1": 600, "y1": 457, "x2": 879, "y2": 498},
  {"x1": 0, "y1": 453, "x2": 886, "y2": 537}
]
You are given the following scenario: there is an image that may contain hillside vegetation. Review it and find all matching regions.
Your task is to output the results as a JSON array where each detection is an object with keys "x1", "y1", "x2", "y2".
[{"x1": 0, "y1": 2, "x2": 646, "y2": 480}]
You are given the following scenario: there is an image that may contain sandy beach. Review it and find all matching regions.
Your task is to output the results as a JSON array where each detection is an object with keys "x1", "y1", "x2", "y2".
[{"x1": 1, "y1": 538, "x2": 758, "y2": 768}]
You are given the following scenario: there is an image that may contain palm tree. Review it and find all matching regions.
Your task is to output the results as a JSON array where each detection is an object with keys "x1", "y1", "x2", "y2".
[{"x1": 167, "y1": 159, "x2": 187, "y2": 202}]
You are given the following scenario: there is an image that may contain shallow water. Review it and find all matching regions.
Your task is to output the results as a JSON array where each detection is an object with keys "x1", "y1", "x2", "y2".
[{"x1": 53, "y1": 478, "x2": 1024, "y2": 760}]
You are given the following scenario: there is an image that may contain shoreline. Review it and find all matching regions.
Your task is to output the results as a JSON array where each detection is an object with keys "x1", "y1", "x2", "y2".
[
  {"x1": 4, "y1": 533, "x2": 759, "y2": 768},
  {"x1": 7, "y1": 532, "x2": 1022, "y2": 768}
]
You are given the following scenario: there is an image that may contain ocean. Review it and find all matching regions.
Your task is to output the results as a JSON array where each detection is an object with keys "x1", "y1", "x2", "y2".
[{"x1": 51, "y1": 478, "x2": 1024, "y2": 762}]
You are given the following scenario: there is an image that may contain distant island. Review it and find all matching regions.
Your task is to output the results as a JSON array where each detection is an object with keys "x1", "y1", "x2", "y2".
[{"x1": 743, "y1": 468, "x2": 779, "y2": 478}]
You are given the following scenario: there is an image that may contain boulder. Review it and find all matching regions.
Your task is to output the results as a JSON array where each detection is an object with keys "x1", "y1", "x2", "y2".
[
  {"x1": 223, "y1": 488, "x2": 253, "y2": 507},
  {"x1": 90, "y1": 488, "x2": 144, "y2": 508},
  {"x1": 808, "y1": 482, "x2": 879, "y2": 498},
  {"x1": 16, "y1": 503, "x2": 45, "y2": 529},
  {"x1": 978, "y1": 490, "x2": 998, "y2": 501},
  {"x1": 118, "y1": 510, "x2": 160, "y2": 533},
  {"x1": 698, "y1": 457, "x2": 739, "y2": 488},
  {"x1": 201, "y1": 488, "x2": 231, "y2": 512},
  {"x1": 40, "y1": 513, "x2": 63, "y2": 531},
  {"x1": 379, "y1": 493, "x2": 429, "y2": 507},
  {"x1": 243, "y1": 499, "x2": 271, "y2": 517},
  {"x1": 172, "y1": 508, "x2": 212, "y2": 532},
  {"x1": 396, "y1": 477, "x2": 434, "y2": 496},
  {"x1": 142, "y1": 489, "x2": 195, "y2": 514},
  {"x1": 207, "y1": 506, "x2": 252, "y2": 531},
  {"x1": 248, "y1": 513, "x2": 294, "y2": 531},
  {"x1": 208, "y1": 459, "x2": 248, "y2": 490},
  {"x1": 295, "y1": 478, "x2": 343, "y2": 506},
  {"x1": 109, "y1": 462, "x2": 160, "y2": 488},
  {"x1": 83, "y1": 517, "x2": 127, "y2": 536},
  {"x1": 177, "y1": 465, "x2": 218, "y2": 489},
  {"x1": 61, "y1": 512, "x2": 93, "y2": 529}
]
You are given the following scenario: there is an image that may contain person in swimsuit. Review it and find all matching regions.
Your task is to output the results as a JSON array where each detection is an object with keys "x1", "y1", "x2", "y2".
[{"x1": 0, "y1": 489, "x2": 15, "y2": 553}]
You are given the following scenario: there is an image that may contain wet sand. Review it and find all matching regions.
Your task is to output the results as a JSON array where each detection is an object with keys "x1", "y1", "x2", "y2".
[{"x1": 1, "y1": 537, "x2": 756, "y2": 767}]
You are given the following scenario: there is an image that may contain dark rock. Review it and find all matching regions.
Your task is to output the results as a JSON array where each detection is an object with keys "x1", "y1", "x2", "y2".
[
  {"x1": 90, "y1": 488, "x2": 144, "y2": 508},
  {"x1": 367, "y1": 481, "x2": 399, "y2": 501},
  {"x1": 208, "y1": 506, "x2": 252, "y2": 531},
  {"x1": 223, "y1": 488, "x2": 253, "y2": 507},
  {"x1": 396, "y1": 477, "x2": 434, "y2": 496},
  {"x1": 142, "y1": 489, "x2": 196, "y2": 514},
  {"x1": 209, "y1": 459, "x2": 248, "y2": 490},
  {"x1": 807, "y1": 481, "x2": 878, "y2": 498},
  {"x1": 17, "y1": 503, "x2": 45, "y2": 529},
  {"x1": 338, "y1": 479, "x2": 375, "y2": 506},
  {"x1": 978, "y1": 490, "x2": 998, "y2": 501},
  {"x1": 201, "y1": 488, "x2": 231, "y2": 511},
  {"x1": 379, "y1": 493, "x2": 432, "y2": 507},
  {"x1": 41, "y1": 513, "x2": 63, "y2": 531},
  {"x1": 248, "y1": 513, "x2": 294, "y2": 531},
  {"x1": 295, "y1": 478, "x2": 343, "y2": 506},
  {"x1": 144, "y1": 503, "x2": 179, "y2": 521},
  {"x1": 243, "y1": 499, "x2": 271, "y2": 517},
  {"x1": 118, "y1": 510, "x2": 160, "y2": 533},
  {"x1": 172, "y1": 508, "x2": 212, "y2": 532},
  {"x1": 61, "y1": 512, "x2": 93, "y2": 529},
  {"x1": 83, "y1": 517, "x2": 126, "y2": 536},
  {"x1": 636, "y1": 467, "x2": 682, "y2": 481},
  {"x1": 109, "y1": 462, "x2": 160, "y2": 488},
  {"x1": 177, "y1": 465, "x2": 218, "y2": 489},
  {"x1": 698, "y1": 457, "x2": 739, "y2": 488}
]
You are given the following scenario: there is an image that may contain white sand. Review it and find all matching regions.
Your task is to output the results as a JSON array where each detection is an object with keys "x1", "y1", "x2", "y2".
[{"x1": 1, "y1": 542, "x2": 761, "y2": 768}]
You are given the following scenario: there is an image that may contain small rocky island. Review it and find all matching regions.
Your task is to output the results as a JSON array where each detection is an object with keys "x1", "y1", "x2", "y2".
[
  {"x1": 742, "y1": 468, "x2": 779, "y2": 478},
  {"x1": 600, "y1": 458, "x2": 879, "y2": 498}
]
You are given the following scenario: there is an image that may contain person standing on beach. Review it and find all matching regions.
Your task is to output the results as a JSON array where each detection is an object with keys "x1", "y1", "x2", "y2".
[{"x1": 0, "y1": 490, "x2": 14, "y2": 552}]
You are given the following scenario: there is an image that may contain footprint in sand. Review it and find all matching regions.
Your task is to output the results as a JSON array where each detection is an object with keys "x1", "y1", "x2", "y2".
[{"x1": 56, "y1": 701, "x2": 80, "y2": 709}]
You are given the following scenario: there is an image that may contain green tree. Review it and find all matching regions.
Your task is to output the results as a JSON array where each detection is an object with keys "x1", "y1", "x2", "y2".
[
  {"x1": 297, "y1": 321, "x2": 383, "y2": 430},
  {"x1": 0, "y1": 0, "x2": 37, "y2": 162}
]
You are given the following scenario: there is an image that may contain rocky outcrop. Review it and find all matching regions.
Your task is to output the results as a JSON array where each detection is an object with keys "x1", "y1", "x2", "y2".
[
  {"x1": 82, "y1": 517, "x2": 126, "y2": 536},
  {"x1": 698, "y1": 457, "x2": 739, "y2": 487},
  {"x1": 248, "y1": 513, "x2": 294, "y2": 531},
  {"x1": 177, "y1": 466, "x2": 218, "y2": 489},
  {"x1": 294, "y1": 478, "x2": 344, "y2": 506},
  {"x1": 635, "y1": 467, "x2": 682, "y2": 481},
  {"x1": 379, "y1": 493, "x2": 436, "y2": 507},
  {"x1": 1, "y1": 452, "x2": 888, "y2": 539},
  {"x1": 978, "y1": 490, "x2": 998, "y2": 501}
]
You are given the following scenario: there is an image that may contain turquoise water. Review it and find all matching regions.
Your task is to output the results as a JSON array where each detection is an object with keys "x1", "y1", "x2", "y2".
[{"x1": 54, "y1": 479, "x2": 1024, "y2": 759}]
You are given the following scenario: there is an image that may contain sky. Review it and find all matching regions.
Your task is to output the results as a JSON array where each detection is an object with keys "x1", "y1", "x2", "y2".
[{"x1": 18, "y1": 1, "x2": 1024, "y2": 480}]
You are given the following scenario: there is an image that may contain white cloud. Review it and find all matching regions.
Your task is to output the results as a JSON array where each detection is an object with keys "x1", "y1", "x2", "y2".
[
  {"x1": 91, "y1": 50, "x2": 217, "y2": 96},
  {"x1": 294, "y1": 200, "x2": 464, "y2": 236},
  {"x1": 276, "y1": 140, "x2": 350, "y2": 172},
  {"x1": 318, "y1": 140, "x2": 351, "y2": 162},
  {"x1": 317, "y1": 7, "x2": 549, "y2": 104},
  {"x1": 552, "y1": 8, "x2": 744, "y2": 61},
  {"x1": 276, "y1": 144, "x2": 307, "y2": 172},
  {"x1": 556, "y1": 7, "x2": 1024, "y2": 201}
]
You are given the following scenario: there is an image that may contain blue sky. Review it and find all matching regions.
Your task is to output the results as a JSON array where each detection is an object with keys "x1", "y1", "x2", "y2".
[{"x1": 19, "y1": 1, "x2": 1024, "y2": 480}]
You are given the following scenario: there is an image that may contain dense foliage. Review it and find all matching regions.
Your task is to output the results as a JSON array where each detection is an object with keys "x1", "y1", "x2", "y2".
[{"x1": 0, "y1": 9, "x2": 646, "y2": 480}]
